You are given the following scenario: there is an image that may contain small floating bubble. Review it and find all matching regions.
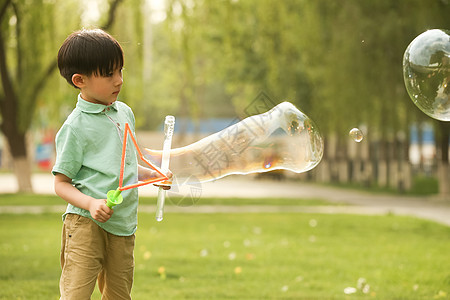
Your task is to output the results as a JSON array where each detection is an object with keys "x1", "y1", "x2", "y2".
[{"x1": 349, "y1": 128, "x2": 364, "y2": 142}]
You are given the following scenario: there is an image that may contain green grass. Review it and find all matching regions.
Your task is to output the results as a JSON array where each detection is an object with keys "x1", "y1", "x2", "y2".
[
  {"x1": 0, "y1": 194, "x2": 63, "y2": 206},
  {"x1": 322, "y1": 175, "x2": 440, "y2": 196},
  {"x1": 0, "y1": 194, "x2": 334, "y2": 207},
  {"x1": 0, "y1": 211, "x2": 449, "y2": 299},
  {"x1": 410, "y1": 176, "x2": 440, "y2": 195},
  {"x1": 142, "y1": 196, "x2": 334, "y2": 206}
]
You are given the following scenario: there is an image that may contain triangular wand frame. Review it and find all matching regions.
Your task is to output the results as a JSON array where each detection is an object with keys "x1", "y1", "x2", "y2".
[{"x1": 118, "y1": 123, "x2": 168, "y2": 191}]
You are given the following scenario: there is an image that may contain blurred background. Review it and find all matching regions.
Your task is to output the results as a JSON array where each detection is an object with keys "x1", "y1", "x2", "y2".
[{"x1": 0, "y1": 0, "x2": 449, "y2": 197}]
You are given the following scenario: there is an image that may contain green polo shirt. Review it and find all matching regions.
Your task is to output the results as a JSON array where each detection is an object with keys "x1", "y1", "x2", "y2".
[{"x1": 52, "y1": 94, "x2": 138, "y2": 236}]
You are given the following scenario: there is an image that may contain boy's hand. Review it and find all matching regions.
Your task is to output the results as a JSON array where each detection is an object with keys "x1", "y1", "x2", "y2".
[
  {"x1": 54, "y1": 173, "x2": 113, "y2": 223},
  {"x1": 154, "y1": 171, "x2": 173, "y2": 190},
  {"x1": 154, "y1": 184, "x2": 171, "y2": 190},
  {"x1": 138, "y1": 165, "x2": 173, "y2": 190},
  {"x1": 89, "y1": 198, "x2": 113, "y2": 223}
]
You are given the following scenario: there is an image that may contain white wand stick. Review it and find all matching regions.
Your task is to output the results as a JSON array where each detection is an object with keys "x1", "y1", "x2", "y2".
[{"x1": 155, "y1": 115, "x2": 175, "y2": 222}]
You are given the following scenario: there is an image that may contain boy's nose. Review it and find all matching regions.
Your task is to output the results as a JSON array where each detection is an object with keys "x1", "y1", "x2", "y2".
[{"x1": 115, "y1": 74, "x2": 123, "y2": 86}]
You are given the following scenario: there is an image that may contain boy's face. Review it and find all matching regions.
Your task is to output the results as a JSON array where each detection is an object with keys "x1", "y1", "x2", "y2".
[{"x1": 78, "y1": 68, "x2": 123, "y2": 106}]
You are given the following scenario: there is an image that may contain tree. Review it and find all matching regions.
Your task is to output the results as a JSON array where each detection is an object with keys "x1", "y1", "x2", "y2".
[
  {"x1": 0, "y1": 0, "x2": 123, "y2": 192},
  {"x1": 153, "y1": 0, "x2": 449, "y2": 196}
]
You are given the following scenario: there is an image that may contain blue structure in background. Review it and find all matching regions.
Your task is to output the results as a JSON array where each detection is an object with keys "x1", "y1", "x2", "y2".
[
  {"x1": 161, "y1": 118, "x2": 238, "y2": 134},
  {"x1": 410, "y1": 123, "x2": 435, "y2": 145}
]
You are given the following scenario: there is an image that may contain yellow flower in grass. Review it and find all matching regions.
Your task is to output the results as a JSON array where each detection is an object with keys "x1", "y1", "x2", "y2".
[{"x1": 158, "y1": 266, "x2": 166, "y2": 280}]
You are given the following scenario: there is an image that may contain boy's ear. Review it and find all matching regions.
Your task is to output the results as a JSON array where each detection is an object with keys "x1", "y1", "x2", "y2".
[{"x1": 71, "y1": 74, "x2": 85, "y2": 88}]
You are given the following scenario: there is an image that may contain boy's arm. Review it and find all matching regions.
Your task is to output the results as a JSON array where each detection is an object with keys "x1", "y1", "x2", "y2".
[
  {"x1": 54, "y1": 173, "x2": 113, "y2": 223},
  {"x1": 138, "y1": 165, "x2": 162, "y2": 181}
]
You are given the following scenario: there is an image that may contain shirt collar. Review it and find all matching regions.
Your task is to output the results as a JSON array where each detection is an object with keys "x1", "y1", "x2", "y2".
[{"x1": 76, "y1": 94, "x2": 118, "y2": 114}]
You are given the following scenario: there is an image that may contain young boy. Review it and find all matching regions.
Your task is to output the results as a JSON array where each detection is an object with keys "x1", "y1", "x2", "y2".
[{"x1": 53, "y1": 28, "x2": 163, "y2": 299}]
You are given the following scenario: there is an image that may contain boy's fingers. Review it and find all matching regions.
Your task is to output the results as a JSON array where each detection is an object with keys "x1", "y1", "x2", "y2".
[
  {"x1": 91, "y1": 202, "x2": 113, "y2": 223},
  {"x1": 97, "y1": 211, "x2": 112, "y2": 223},
  {"x1": 153, "y1": 184, "x2": 171, "y2": 190}
]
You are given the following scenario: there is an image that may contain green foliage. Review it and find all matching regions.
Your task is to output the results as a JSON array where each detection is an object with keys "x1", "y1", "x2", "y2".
[
  {"x1": 3, "y1": 0, "x2": 449, "y2": 133},
  {"x1": 136, "y1": 0, "x2": 449, "y2": 139},
  {"x1": 0, "y1": 212, "x2": 449, "y2": 299},
  {"x1": 1, "y1": 1, "x2": 449, "y2": 191},
  {"x1": 410, "y1": 176, "x2": 439, "y2": 195},
  {"x1": 1, "y1": 0, "x2": 61, "y2": 132}
]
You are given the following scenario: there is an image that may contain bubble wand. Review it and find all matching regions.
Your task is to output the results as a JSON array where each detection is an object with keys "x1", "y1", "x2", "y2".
[
  {"x1": 107, "y1": 102, "x2": 324, "y2": 217},
  {"x1": 106, "y1": 122, "x2": 170, "y2": 209},
  {"x1": 155, "y1": 116, "x2": 175, "y2": 221}
]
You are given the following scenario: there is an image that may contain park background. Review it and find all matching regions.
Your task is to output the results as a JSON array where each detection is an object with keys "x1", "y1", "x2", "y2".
[
  {"x1": 0, "y1": 0, "x2": 450, "y2": 299},
  {"x1": 0, "y1": 0, "x2": 449, "y2": 197}
]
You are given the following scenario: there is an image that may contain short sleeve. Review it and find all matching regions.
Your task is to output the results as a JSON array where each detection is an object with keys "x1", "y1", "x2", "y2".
[
  {"x1": 124, "y1": 103, "x2": 136, "y2": 130},
  {"x1": 52, "y1": 123, "x2": 83, "y2": 179},
  {"x1": 130, "y1": 110, "x2": 136, "y2": 129}
]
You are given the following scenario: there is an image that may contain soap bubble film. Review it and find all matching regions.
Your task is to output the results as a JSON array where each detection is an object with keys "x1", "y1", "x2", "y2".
[
  {"x1": 144, "y1": 102, "x2": 323, "y2": 185},
  {"x1": 349, "y1": 128, "x2": 363, "y2": 142},
  {"x1": 403, "y1": 29, "x2": 450, "y2": 121}
]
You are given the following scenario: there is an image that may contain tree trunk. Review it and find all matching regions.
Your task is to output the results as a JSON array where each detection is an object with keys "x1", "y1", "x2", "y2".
[
  {"x1": 437, "y1": 163, "x2": 449, "y2": 199},
  {"x1": 0, "y1": 0, "x2": 123, "y2": 193},
  {"x1": 4, "y1": 130, "x2": 33, "y2": 192},
  {"x1": 436, "y1": 122, "x2": 449, "y2": 199},
  {"x1": 0, "y1": 28, "x2": 33, "y2": 192},
  {"x1": 13, "y1": 156, "x2": 33, "y2": 193}
]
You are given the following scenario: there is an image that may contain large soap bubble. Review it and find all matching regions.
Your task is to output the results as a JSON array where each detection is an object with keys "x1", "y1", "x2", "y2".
[
  {"x1": 403, "y1": 29, "x2": 450, "y2": 121},
  {"x1": 144, "y1": 102, "x2": 323, "y2": 185}
]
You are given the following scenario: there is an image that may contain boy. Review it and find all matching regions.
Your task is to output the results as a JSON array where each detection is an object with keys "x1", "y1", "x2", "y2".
[{"x1": 53, "y1": 28, "x2": 163, "y2": 299}]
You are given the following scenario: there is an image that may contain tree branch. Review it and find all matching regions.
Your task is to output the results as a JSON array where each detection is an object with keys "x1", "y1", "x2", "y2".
[
  {"x1": 0, "y1": 0, "x2": 11, "y2": 22},
  {"x1": 30, "y1": 0, "x2": 124, "y2": 105},
  {"x1": 11, "y1": 1, "x2": 21, "y2": 80},
  {"x1": 0, "y1": 31, "x2": 14, "y2": 103},
  {"x1": 101, "y1": 0, "x2": 124, "y2": 31},
  {"x1": 0, "y1": 30, "x2": 18, "y2": 135},
  {"x1": 31, "y1": 60, "x2": 57, "y2": 101}
]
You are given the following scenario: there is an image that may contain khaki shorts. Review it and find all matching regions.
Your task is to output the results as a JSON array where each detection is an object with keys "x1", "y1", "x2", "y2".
[{"x1": 60, "y1": 214, "x2": 135, "y2": 300}]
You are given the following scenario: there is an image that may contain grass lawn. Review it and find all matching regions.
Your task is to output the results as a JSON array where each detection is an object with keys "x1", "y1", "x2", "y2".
[
  {"x1": 0, "y1": 210, "x2": 449, "y2": 300},
  {"x1": 0, "y1": 194, "x2": 333, "y2": 207}
]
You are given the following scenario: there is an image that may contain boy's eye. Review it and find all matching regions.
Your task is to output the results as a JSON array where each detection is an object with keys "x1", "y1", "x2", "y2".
[{"x1": 106, "y1": 69, "x2": 122, "y2": 77}]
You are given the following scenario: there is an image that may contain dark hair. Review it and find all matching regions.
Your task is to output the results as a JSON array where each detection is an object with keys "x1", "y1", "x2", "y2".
[{"x1": 57, "y1": 29, "x2": 124, "y2": 88}]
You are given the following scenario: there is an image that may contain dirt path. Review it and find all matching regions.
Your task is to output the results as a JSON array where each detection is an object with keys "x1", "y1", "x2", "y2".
[{"x1": 0, "y1": 174, "x2": 449, "y2": 226}]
